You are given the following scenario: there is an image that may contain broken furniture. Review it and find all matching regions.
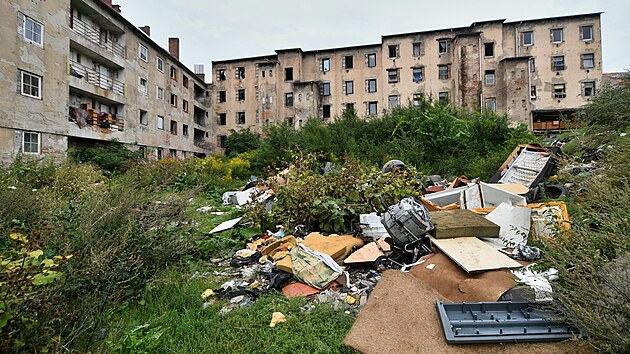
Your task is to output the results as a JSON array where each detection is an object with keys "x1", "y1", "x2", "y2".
[
  {"x1": 489, "y1": 144, "x2": 554, "y2": 189},
  {"x1": 430, "y1": 237, "x2": 522, "y2": 273}
]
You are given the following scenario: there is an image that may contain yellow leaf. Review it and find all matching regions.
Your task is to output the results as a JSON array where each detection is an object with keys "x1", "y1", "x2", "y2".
[
  {"x1": 41, "y1": 259, "x2": 55, "y2": 268},
  {"x1": 29, "y1": 250, "x2": 43, "y2": 259},
  {"x1": 9, "y1": 233, "x2": 27, "y2": 242}
]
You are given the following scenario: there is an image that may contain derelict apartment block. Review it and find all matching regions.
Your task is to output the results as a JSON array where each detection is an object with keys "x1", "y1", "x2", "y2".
[
  {"x1": 0, "y1": 0, "x2": 211, "y2": 163},
  {"x1": 211, "y1": 13, "x2": 602, "y2": 146}
]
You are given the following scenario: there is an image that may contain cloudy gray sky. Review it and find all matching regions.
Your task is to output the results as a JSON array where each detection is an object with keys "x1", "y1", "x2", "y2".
[{"x1": 118, "y1": 0, "x2": 628, "y2": 77}]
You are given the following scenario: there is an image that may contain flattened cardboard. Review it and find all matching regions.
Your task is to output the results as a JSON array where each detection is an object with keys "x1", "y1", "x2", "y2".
[{"x1": 430, "y1": 237, "x2": 522, "y2": 273}]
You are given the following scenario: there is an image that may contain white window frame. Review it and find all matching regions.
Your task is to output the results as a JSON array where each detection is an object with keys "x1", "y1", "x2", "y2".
[
  {"x1": 485, "y1": 98, "x2": 496, "y2": 113},
  {"x1": 438, "y1": 40, "x2": 449, "y2": 54},
  {"x1": 156, "y1": 56, "x2": 164, "y2": 72},
  {"x1": 20, "y1": 70, "x2": 42, "y2": 99},
  {"x1": 344, "y1": 80, "x2": 354, "y2": 95},
  {"x1": 388, "y1": 95, "x2": 400, "y2": 108},
  {"x1": 522, "y1": 31, "x2": 534, "y2": 46},
  {"x1": 581, "y1": 25, "x2": 594, "y2": 41},
  {"x1": 321, "y1": 58, "x2": 330, "y2": 72},
  {"x1": 485, "y1": 71, "x2": 495, "y2": 85},
  {"x1": 367, "y1": 101, "x2": 378, "y2": 116},
  {"x1": 22, "y1": 132, "x2": 40, "y2": 155},
  {"x1": 138, "y1": 77, "x2": 148, "y2": 94},
  {"x1": 139, "y1": 44, "x2": 148, "y2": 62},
  {"x1": 583, "y1": 81, "x2": 595, "y2": 97},
  {"x1": 438, "y1": 91, "x2": 449, "y2": 105},
  {"x1": 581, "y1": 53, "x2": 595, "y2": 69},
  {"x1": 23, "y1": 15, "x2": 44, "y2": 47},
  {"x1": 156, "y1": 86, "x2": 164, "y2": 100},
  {"x1": 366, "y1": 79, "x2": 377, "y2": 93},
  {"x1": 413, "y1": 67, "x2": 424, "y2": 83},
  {"x1": 551, "y1": 28, "x2": 564, "y2": 43},
  {"x1": 139, "y1": 109, "x2": 148, "y2": 125},
  {"x1": 157, "y1": 115, "x2": 164, "y2": 130}
]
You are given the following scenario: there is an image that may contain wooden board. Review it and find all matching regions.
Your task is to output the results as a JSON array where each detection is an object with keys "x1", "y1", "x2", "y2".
[
  {"x1": 430, "y1": 236, "x2": 522, "y2": 273},
  {"x1": 430, "y1": 209, "x2": 500, "y2": 239}
]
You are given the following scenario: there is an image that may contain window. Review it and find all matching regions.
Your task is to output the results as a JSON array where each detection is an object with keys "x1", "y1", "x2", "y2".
[
  {"x1": 552, "y1": 56, "x2": 565, "y2": 71},
  {"x1": 23, "y1": 15, "x2": 43, "y2": 46},
  {"x1": 138, "y1": 146, "x2": 147, "y2": 159},
  {"x1": 438, "y1": 65, "x2": 449, "y2": 80},
  {"x1": 581, "y1": 53, "x2": 595, "y2": 69},
  {"x1": 366, "y1": 53, "x2": 376, "y2": 68},
  {"x1": 413, "y1": 67, "x2": 424, "y2": 83},
  {"x1": 157, "y1": 148, "x2": 163, "y2": 160},
  {"x1": 581, "y1": 25, "x2": 593, "y2": 41},
  {"x1": 170, "y1": 120, "x2": 177, "y2": 135},
  {"x1": 530, "y1": 86, "x2": 537, "y2": 100},
  {"x1": 285, "y1": 67, "x2": 294, "y2": 81},
  {"x1": 170, "y1": 94, "x2": 177, "y2": 107},
  {"x1": 237, "y1": 88, "x2": 245, "y2": 101},
  {"x1": 322, "y1": 104, "x2": 331, "y2": 118},
  {"x1": 157, "y1": 115, "x2": 164, "y2": 130},
  {"x1": 269, "y1": 69, "x2": 273, "y2": 77},
  {"x1": 235, "y1": 67, "x2": 245, "y2": 79},
  {"x1": 262, "y1": 70, "x2": 265, "y2": 78},
  {"x1": 388, "y1": 44, "x2": 399, "y2": 59},
  {"x1": 413, "y1": 93, "x2": 423, "y2": 106},
  {"x1": 388, "y1": 95, "x2": 400, "y2": 108},
  {"x1": 485, "y1": 98, "x2": 496, "y2": 113},
  {"x1": 217, "y1": 68, "x2": 226, "y2": 81},
  {"x1": 553, "y1": 84, "x2": 566, "y2": 99},
  {"x1": 438, "y1": 91, "x2": 449, "y2": 105},
  {"x1": 522, "y1": 31, "x2": 534, "y2": 46},
  {"x1": 286, "y1": 117, "x2": 294, "y2": 126},
  {"x1": 182, "y1": 99, "x2": 188, "y2": 112},
  {"x1": 387, "y1": 69, "x2": 399, "y2": 83},
  {"x1": 156, "y1": 86, "x2": 164, "y2": 100},
  {"x1": 217, "y1": 135, "x2": 227, "y2": 148},
  {"x1": 530, "y1": 58, "x2": 536, "y2": 73},
  {"x1": 412, "y1": 42, "x2": 423, "y2": 57},
  {"x1": 138, "y1": 77, "x2": 148, "y2": 94},
  {"x1": 344, "y1": 55, "x2": 354, "y2": 69},
  {"x1": 217, "y1": 113, "x2": 227, "y2": 125},
  {"x1": 485, "y1": 70, "x2": 495, "y2": 85},
  {"x1": 484, "y1": 42, "x2": 494, "y2": 57},
  {"x1": 218, "y1": 90, "x2": 226, "y2": 103},
  {"x1": 169, "y1": 149, "x2": 177, "y2": 159},
  {"x1": 367, "y1": 101, "x2": 378, "y2": 116},
  {"x1": 139, "y1": 44, "x2": 148, "y2": 62},
  {"x1": 236, "y1": 112, "x2": 245, "y2": 125},
  {"x1": 22, "y1": 132, "x2": 39, "y2": 154},
  {"x1": 183, "y1": 76, "x2": 189, "y2": 88},
  {"x1": 321, "y1": 58, "x2": 330, "y2": 72},
  {"x1": 583, "y1": 81, "x2": 595, "y2": 97},
  {"x1": 322, "y1": 82, "x2": 331, "y2": 96},
  {"x1": 344, "y1": 80, "x2": 354, "y2": 95},
  {"x1": 139, "y1": 109, "x2": 147, "y2": 125},
  {"x1": 438, "y1": 40, "x2": 449, "y2": 54},
  {"x1": 183, "y1": 124, "x2": 189, "y2": 137},
  {"x1": 285, "y1": 92, "x2": 293, "y2": 107},
  {"x1": 20, "y1": 70, "x2": 41, "y2": 99},
  {"x1": 157, "y1": 57, "x2": 164, "y2": 72},
  {"x1": 366, "y1": 79, "x2": 377, "y2": 93},
  {"x1": 345, "y1": 103, "x2": 354, "y2": 111},
  {"x1": 551, "y1": 28, "x2": 563, "y2": 43},
  {"x1": 170, "y1": 67, "x2": 177, "y2": 80}
]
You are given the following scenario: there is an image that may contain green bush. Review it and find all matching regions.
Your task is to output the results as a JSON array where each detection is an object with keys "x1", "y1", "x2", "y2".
[
  {"x1": 575, "y1": 73, "x2": 630, "y2": 130},
  {"x1": 68, "y1": 139, "x2": 142, "y2": 175}
]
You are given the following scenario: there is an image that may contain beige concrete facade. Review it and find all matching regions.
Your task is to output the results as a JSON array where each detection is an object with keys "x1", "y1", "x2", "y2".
[
  {"x1": 0, "y1": 0, "x2": 210, "y2": 164},
  {"x1": 211, "y1": 13, "x2": 602, "y2": 146}
]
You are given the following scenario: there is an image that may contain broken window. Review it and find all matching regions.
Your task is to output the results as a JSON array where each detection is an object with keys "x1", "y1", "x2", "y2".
[
  {"x1": 367, "y1": 101, "x2": 378, "y2": 115},
  {"x1": 183, "y1": 99, "x2": 188, "y2": 112},
  {"x1": 218, "y1": 90, "x2": 226, "y2": 103},
  {"x1": 20, "y1": 70, "x2": 41, "y2": 99},
  {"x1": 388, "y1": 44, "x2": 399, "y2": 59},
  {"x1": 23, "y1": 15, "x2": 43, "y2": 46},
  {"x1": 345, "y1": 103, "x2": 355, "y2": 111},
  {"x1": 156, "y1": 86, "x2": 164, "y2": 100},
  {"x1": 138, "y1": 146, "x2": 147, "y2": 159},
  {"x1": 551, "y1": 28, "x2": 563, "y2": 43},
  {"x1": 438, "y1": 65, "x2": 449, "y2": 80},
  {"x1": 583, "y1": 81, "x2": 595, "y2": 97},
  {"x1": 387, "y1": 69, "x2": 399, "y2": 83},
  {"x1": 236, "y1": 112, "x2": 245, "y2": 125},
  {"x1": 413, "y1": 93, "x2": 423, "y2": 106},
  {"x1": 553, "y1": 84, "x2": 566, "y2": 99},
  {"x1": 286, "y1": 117, "x2": 294, "y2": 126},
  {"x1": 183, "y1": 75, "x2": 189, "y2": 88},
  {"x1": 236, "y1": 88, "x2": 245, "y2": 101},
  {"x1": 366, "y1": 79, "x2": 377, "y2": 93},
  {"x1": 438, "y1": 39, "x2": 449, "y2": 54},
  {"x1": 170, "y1": 120, "x2": 177, "y2": 135},
  {"x1": 139, "y1": 109, "x2": 147, "y2": 125},
  {"x1": 366, "y1": 53, "x2": 376, "y2": 68},
  {"x1": 522, "y1": 31, "x2": 534, "y2": 46},
  {"x1": 285, "y1": 92, "x2": 293, "y2": 107},
  {"x1": 344, "y1": 55, "x2": 354, "y2": 69},
  {"x1": 412, "y1": 42, "x2": 423, "y2": 57},
  {"x1": 285, "y1": 67, "x2": 293, "y2": 81},
  {"x1": 138, "y1": 77, "x2": 148, "y2": 94},
  {"x1": 322, "y1": 104, "x2": 331, "y2": 118},
  {"x1": 530, "y1": 85, "x2": 537, "y2": 100},
  {"x1": 170, "y1": 67, "x2": 177, "y2": 80},
  {"x1": 552, "y1": 56, "x2": 565, "y2": 71},
  {"x1": 217, "y1": 113, "x2": 227, "y2": 125},
  {"x1": 343, "y1": 80, "x2": 354, "y2": 94},
  {"x1": 321, "y1": 58, "x2": 330, "y2": 72},
  {"x1": 581, "y1": 25, "x2": 593, "y2": 41},
  {"x1": 157, "y1": 57, "x2": 164, "y2": 72},
  {"x1": 139, "y1": 44, "x2": 148, "y2": 62},
  {"x1": 218, "y1": 135, "x2": 227, "y2": 148},
  {"x1": 485, "y1": 70, "x2": 495, "y2": 85},
  {"x1": 484, "y1": 42, "x2": 494, "y2": 57},
  {"x1": 322, "y1": 82, "x2": 331, "y2": 96},
  {"x1": 438, "y1": 91, "x2": 449, "y2": 105},
  {"x1": 183, "y1": 124, "x2": 189, "y2": 137},
  {"x1": 170, "y1": 94, "x2": 177, "y2": 107},
  {"x1": 157, "y1": 115, "x2": 164, "y2": 130},
  {"x1": 157, "y1": 148, "x2": 163, "y2": 160},
  {"x1": 236, "y1": 67, "x2": 245, "y2": 79},
  {"x1": 413, "y1": 67, "x2": 424, "y2": 83},
  {"x1": 485, "y1": 98, "x2": 496, "y2": 113},
  {"x1": 581, "y1": 53, "x2": 595, "y2": 69},
  {"x1": 388, "y1": 95, "x2": 400, "y2": 108},
  {"x1": 22, "y1": 132, "x2": 39, "y2": 154},
  {"x1": 169, "y1": 149, "x2": 177, "y2": 159},
  {"x1": 217, "y1": 68, "x2": 226, "y2": 81},
  {"x1": 530, "y1": 59, "x2": 536, "y2": 72}
]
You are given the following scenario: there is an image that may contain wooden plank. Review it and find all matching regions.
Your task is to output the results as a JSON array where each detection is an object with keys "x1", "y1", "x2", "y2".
[
  {"x1": 430, "y1": 236, "x2": 522, "y2": 273},
  {"x1": 430, "y1": 209, "x2": 500, "y2": 239}
]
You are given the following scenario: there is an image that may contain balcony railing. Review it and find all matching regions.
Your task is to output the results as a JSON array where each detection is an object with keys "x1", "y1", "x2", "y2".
[
  {"x1": 69, "y1": 105, "x2": 125, "y2": 131},
  {"x1": 70, "y1": 60, "x2": 125, "y2": 95},
  {"x1": 71, "y1": 15, "x2": 125, "y2": 58}
]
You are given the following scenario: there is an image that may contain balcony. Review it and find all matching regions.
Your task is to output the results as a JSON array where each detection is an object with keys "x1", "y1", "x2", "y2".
[
  {"x1": 70, "y1": 60, "x2": 125, "y2": 96},
  {"x1": 69, "y1": 104, "x2": 125, "y2": 132},
  {"x1": 70, "y1": 15, "x2": 125, "y2": 59}
]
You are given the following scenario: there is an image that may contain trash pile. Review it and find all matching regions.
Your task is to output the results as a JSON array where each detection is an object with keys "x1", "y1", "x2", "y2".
[{"x1": 202, "y1": 143, "x2": 590, "y2": 349}]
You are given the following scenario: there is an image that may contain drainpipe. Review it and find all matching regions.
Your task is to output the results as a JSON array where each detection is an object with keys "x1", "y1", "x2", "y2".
[{"x1": 479, "y1": 35, "x2": 483, "y2": 112}]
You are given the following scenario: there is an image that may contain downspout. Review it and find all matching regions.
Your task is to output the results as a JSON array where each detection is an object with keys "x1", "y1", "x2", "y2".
[{"x1": 478, "y1": 35, "x2": 483, "y2": 112}]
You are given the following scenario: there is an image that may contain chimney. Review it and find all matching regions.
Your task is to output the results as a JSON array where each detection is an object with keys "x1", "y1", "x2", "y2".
[
  {"x1": 168, "y1": 37, "x2": 180, "y2": 61},
  {"x1": 139, "y1": 25, "x2": 150, "y2": 36},
  {"x1": 112, "y1": 4, "x2": 121, "y2": 13},
  {"x1": 194, "y1": 64, "x2": 205, "y2": 81}
]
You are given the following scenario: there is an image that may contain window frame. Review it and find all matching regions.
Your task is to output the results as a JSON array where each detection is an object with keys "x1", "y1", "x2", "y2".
[
  {"x1": 236, "y1": 88, "x2": 245, "y2": 101},
  {"x1": 139, "y1": 43, "x2": 148, "y2": 62},
  {"x1": 156, "y1": 57, "x2": 164, "y2": 72},
  {"x1": 236, "y1": 111, "x2": 246, "y2": 125},
  {"x1": 366, "y1": 53, "x2": 377, "y2": 68},
  {"x1": 344, "y1": 80, "x2": 354, "y2": 95},
  {"x1": 413, "y1": 67, "x2": 424, "y2": 83},
  {"x1": 522, "y1": 31, "x2": 534, "y2": 46},
  {"x1": 438, "y1": 65, "x2": 449, "y2": 80},
  {"x1": 366, "y1": 78, "x2": 377, "y2": 93},
  {"x1": 551, "y1": 28, "x2": 564, "y2": 43},
  {"x1": 485, "y1": 70, "x2": 495, "y2": 85},
  {"x1": 217, "y1": 113, "x2": 227, "y2": 126},
  {"x1": 22, "y1": 131, "x2": 40, "y2": 155},
  {"x1": 217, "y1": 68, "x2": 226, "y2": 81},
  {"x1": 344, "y1": 55, "x2": 354, "y2": 69},
  {"x1": 387, "y1": 69, "x2": 399, "y2": 84},
  {"x1": 367, "y1": 101, "x2": 378, "y2": 116},
  {"x1": 322, "y1": 82, "x2": 331, "y2": 96},
  {"x1": 285, "y1": 67, "x2": 294, "y2": 81},
  {"x1": 139, "y1": 109, "x2": 148, "y2": 125},
  {"x1": 388, "y1": 94, "x2": 400, "y2": 109},
  {"x1": 583, "y1": 81, "x2": 595, "y2": 97},
  {"x1": 156, "y1": 86, "x2": 164, "y2": 100},
  {"x1": 170, "y1": 94, "x2": 178, "y2": 107},
  {"x1": 157, "y1": 115, "x2": 164, "y2": 130},
  {"x1": 20, "y1": 70, "x2": 42, "y2": 99},
  {"x1": 438, "y1": 40, "x2": 449, "y2": 54},
  {"x1": 412, "y1": 42, "x2": 423, "y2": 57},
  {"x1": 321, "y1": 58, "x2": 331, "y2": 72},
  {"x1": 485, "y1": 98, "x2": 496, "y2": 113},
  {"x1": 170, "y1": 120, "x2": 177, "y2": 135},
  {"x1": 484, "y1": 42, "x2": 495, "y2": 57},
  {"x1": 138, "y1": 76, "x2": 148, "y2": 94},
  {"x1": 438, "y1": 91, "x2": 449, "y2": 105},
  {"x1": 552, "y1": 56, "x2": 565, "y2": 71},
  {"x1": 23, "y1": 15, "x2": 44, "y2": 47},
  {"x1": 182, "y1": 99, "x2": 188, "y2": 112},
  {"x1": 530, "y1": 85, "x2": 537, "y2": 100},
  {"x1": 553, "y1": 84, "x2": 566, "y2": 99},
  {"x1": 218, "y1": 90, "x2": 226, "y2": 103},
  {"x1": 285, "y1": 92, "x2": 294, "y2": 107},
  {"x1": 387, "y1": 44, "x2": 399, "y2": 59},
  {"x1": 581, "y1": 25, "x2": 594, "y2": 41},
  {"x1": 581, "y1": 53, "x2": 595, "y2": 69}
]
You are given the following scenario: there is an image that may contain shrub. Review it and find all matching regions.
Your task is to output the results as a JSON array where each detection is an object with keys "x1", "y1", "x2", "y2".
[
  {"x1": 68, "y1": 139, "x2": 142, "y2": 175},
  {"x1": 224, "y1": 129, "x2": 260, "y2": 158}
]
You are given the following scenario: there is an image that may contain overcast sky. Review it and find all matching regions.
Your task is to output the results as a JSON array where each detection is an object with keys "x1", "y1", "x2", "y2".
[{"x1": 118, "y1": 0, "x2": 628, "y2": 78}]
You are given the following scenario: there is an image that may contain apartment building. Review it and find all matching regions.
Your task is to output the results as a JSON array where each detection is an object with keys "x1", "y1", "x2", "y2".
[
  {"x1": 211, "y1": 13, "x2": 602, "y2": 146},
  {"x1": 0, "y1": 0, "x2": 210, "y2": 164}
]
